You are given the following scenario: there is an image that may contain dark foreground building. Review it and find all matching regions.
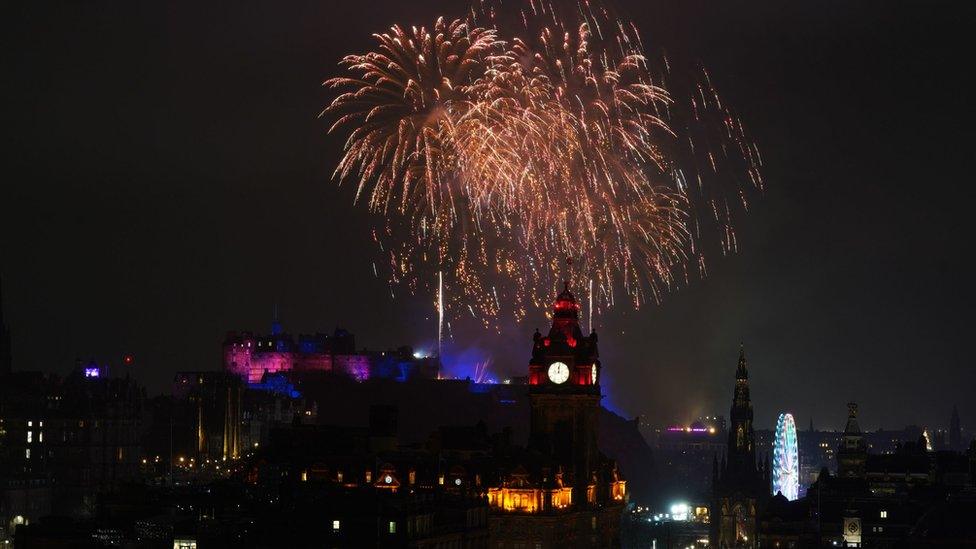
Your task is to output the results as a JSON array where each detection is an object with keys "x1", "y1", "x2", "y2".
[{"x1": 0, "y1": 366, "x2": 144, "y2": 530}]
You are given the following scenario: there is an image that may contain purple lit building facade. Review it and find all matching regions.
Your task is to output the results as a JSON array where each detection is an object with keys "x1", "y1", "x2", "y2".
[{"x1": 223, "y1": 321, "x2": 437, "y2": 384}]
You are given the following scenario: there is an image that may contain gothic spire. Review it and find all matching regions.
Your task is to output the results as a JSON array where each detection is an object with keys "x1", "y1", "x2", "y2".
[
  {"x1": 732, "y1": 345, "x2": 752, "y2": 410},
  {"x1": 726, "y1": 345, "x2": 757, "y2": 474},
  {"x1": 843, "y1": 402, "x2": 861, "y2": 436},
  {"x1": 736, "y1": 344, "x2": 748, "y2": 380}
]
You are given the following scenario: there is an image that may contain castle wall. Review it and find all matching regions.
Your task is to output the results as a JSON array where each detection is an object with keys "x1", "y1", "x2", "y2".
[{"x1": 224, "y1": 341, "x2": 372, "y2": 384}]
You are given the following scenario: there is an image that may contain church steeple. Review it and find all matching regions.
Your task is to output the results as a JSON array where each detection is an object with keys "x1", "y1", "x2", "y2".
[{"x1": 711, "y1": 345, "x2": 767, "y2": 547}]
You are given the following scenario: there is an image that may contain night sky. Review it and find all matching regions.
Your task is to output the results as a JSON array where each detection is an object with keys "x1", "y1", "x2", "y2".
[{"x1": 2, "y1": 1, "x2": 973, "y2": 431}]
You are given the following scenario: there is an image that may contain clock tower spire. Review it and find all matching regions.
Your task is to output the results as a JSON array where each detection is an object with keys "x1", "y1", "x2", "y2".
[{"x1": 487, "y1": 280, "x2": 626, "y2": 547}]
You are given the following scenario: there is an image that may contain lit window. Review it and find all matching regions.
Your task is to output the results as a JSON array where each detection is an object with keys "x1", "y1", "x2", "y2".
[
  {"x1": 455, "y1": 477, "x2": 462, "y2": 486},
  {"x1": 25, "y1": 448, "x2": 30, "y2": 459},
  {"x1": 388, "y1": 521, "x2": 396, "y2": 534},
  {"x1": 39, "y1": 432, "x2": 43, "y2": 443},
  {"x1": 39, "y1": 421, "x2": 43, "y2": 427},
  {"x1": 27, "y1": 421, "x2": 32, "y2": 427},
  {"x1": 880, "y1": 510, "x2": 887, "y2": 518},
  {"x1": 337, "y1": 471, "x2": 343, "y2": 482},
  {"x1": 27, "y1": 431, "x2": 32, "y2": 443},
  {"x1": 365, "y1": 471, "x2": 372, "y2": 483},
  {"x1": 332, "y1": 520, "x2": 340, "y2": 532}
]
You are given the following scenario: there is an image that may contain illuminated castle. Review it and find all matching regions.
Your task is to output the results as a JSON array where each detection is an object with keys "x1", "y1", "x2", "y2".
[
  {"x1": 223, "y1": 316, "x2": 437, "y2": 384},
  {"x1": 487, "y1": 283, "x2": 626, "y2": 547}
]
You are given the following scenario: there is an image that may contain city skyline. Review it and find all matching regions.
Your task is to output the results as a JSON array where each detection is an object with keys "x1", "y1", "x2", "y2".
[{"x1": 3, "y1": 2, "x2": 975, "y2": 547}]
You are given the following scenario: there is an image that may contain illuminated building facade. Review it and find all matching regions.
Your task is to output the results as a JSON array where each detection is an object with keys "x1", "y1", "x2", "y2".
[
  {"x1": 488, "y1": 284, "x2": 626, "y2": 548},
  {"x1": 172, "y1": 372, "x2": 244, "y2": 461},
  {"x1": 224, "y1": 326, "x2": 370, "y2": 384},
  {"x1": 710, "y1": 347, "x2": 770, "y2": 548},
  {"x1": 224, "y1": 322, "x2": 438, "y2": 384}
]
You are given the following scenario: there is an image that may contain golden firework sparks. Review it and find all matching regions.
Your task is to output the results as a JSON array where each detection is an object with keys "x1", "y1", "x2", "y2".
[{"x1": 323, "y1": 1, "x2": 763, "y2": 326}]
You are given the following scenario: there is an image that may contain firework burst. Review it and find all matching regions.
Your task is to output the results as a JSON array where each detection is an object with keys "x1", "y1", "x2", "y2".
[{"x1": 323, "y1": 0, "x2": 763, "y2": 327}]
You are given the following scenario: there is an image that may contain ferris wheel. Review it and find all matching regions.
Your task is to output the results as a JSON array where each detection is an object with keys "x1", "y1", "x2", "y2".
[{"x1": 773, "y1": 412, "x2": 799, "y2": 500}]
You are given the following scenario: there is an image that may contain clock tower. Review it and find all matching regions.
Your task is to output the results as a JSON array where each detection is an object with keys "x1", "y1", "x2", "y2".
[
  {"x1": 527, "y1": 282, "x2": 601, "y2": 506},
  {"x1": 487, "y1": 281, "x2": 625, "y2": 548}
]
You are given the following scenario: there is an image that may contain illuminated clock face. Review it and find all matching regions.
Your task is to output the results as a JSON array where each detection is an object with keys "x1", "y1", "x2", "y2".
[
  {"x1": 591, "y1": 364, "x2": 598, "y2": 385},
  {"x1": 548, "y1": 362, "x2": 570, "y2": 384}
]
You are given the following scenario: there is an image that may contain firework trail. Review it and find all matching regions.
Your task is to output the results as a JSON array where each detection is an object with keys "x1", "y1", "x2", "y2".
[
  {"x1": 323, "y1": 0, "x2": 763, "y2": 326},
  {"x1": 473, "y1": 359, "x2": 492, "y2": 384},
  {"x1": 437, "y1": 270, "x2": 444, "y2": 356}
]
